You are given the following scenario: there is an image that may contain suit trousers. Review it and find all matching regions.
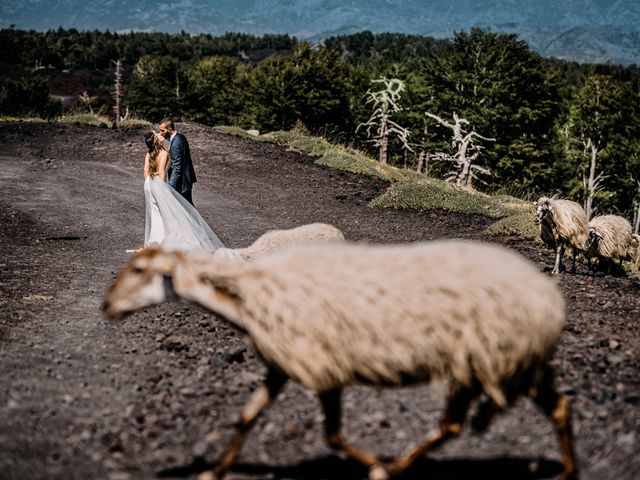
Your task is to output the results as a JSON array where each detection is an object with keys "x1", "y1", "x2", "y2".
[{"x1": 181, "y1": 189, "x2": 193, "y2": 206}]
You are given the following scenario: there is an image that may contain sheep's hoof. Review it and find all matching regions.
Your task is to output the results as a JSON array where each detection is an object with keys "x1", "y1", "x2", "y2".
[
  {"x1": 556, "y1": 470, "x2": 578, "y2": 480},
  {"x1": 369, "y1": 463, "x2": 390, "y2": 480},
  {"x1": 196, "y1": 471, "x2": 218, "y2": 480}
]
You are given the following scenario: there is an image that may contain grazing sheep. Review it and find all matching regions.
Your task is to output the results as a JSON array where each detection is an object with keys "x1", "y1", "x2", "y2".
[
  {"x1": 103, "y1": 241, "x2": 578, "y2": 480},
  {"x1": 213, "y1": 223, "x2": 345, "y2": 261},
  {"x1": 534, "y1": 196, "x2": 589, "y2": 275},
  {"x1": 586, "y1": 215, "x2": 636, "y2": 272}
]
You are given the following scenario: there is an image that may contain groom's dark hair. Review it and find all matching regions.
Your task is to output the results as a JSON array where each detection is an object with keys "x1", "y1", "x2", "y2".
[{"x1": 160, "y1": 117, "x2": 175, "y2": 130}]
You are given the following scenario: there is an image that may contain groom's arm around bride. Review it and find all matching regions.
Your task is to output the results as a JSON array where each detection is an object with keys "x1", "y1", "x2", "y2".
[{"x1": 159, "y1": 117, "x2": 197, "y2": 206}]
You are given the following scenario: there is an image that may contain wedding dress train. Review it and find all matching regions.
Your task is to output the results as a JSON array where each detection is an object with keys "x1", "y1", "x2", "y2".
[{"x1": 143, "y1": 176, "x2": 224, "y2": 252}]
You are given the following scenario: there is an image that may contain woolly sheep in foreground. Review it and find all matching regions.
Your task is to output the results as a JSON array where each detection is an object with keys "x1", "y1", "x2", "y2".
[
  {"x1": 586, "y1": 215, "x2": 636, "y2": 271},
  {"x1": 213, "y1": 223, "x2": 345, "y2": 261},
  {"x1": 534, "y1": 196, "x2": 589, "y2": 275},
  {"x1": 102, "y1": 241, "x2": 578, "y2": 480}
]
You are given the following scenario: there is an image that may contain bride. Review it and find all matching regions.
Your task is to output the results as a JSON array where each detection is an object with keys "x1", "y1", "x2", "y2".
[{"x1": 143, "y1": 131, "x2": 224, "y2": 252}]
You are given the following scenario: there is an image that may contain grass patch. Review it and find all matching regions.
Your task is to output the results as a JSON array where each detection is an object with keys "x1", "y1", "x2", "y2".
[
  {"x1": 264, "y1": 132, "x2": 416, "y2": 183},
  {"x1": 217, "y1": 125, "x2": 541, "y2": 240},
  {"x1": 316, "y1": 150, "x2": 416, "y2": 182},
  {"x1": 119, "y1": 117, "x2": 151, "y2": 128},
  {"x1": 485, "y1": 211, "x2": 538, "y2": 239},
  {"x1": 289, "y1": 137, "x2": 335, "y2": 156},
  {"x1": 370, "y1": 179, "x2": 514, "y2": 218},
  {"x1": 59, "y1": 113, "x2": 111, "y2": 127},
  {"x1": 214, "y1": 126, "x2": 260, "y2": 139},
  {"x1": 0, "y1": 116, "x2": 49, "y2": 122},
  {"x1": 260, "y1": 129, "x2": 310, "y2": 145}
]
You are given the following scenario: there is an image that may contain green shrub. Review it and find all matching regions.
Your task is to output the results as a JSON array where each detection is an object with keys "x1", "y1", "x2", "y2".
[{"x1": 0, "y1": 76, "x2": 61, "y2": 118}]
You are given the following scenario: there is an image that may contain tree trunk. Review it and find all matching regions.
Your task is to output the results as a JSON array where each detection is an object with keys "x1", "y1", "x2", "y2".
[
  {"x1": 416, "y1": 152, "x2": 429, "y2": 174},
  {"x1": 584, "y1": 139, "x2": 599, "y2": 220},
  {"x1": 113, "y1": 59, "x2": 122, "y2": 128},
  {"x1": 379, "y1": 113, "x2": 389, "y2": 164},
  {"x1": 635, "y1": 182, "x2": 640, "y2": 235},
  {"x1": 457, "y1": 138, "x2": 472, "y2": 186}
]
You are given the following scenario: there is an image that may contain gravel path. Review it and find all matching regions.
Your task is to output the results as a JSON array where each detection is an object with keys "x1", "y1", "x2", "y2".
[{"x1": 0, "y1": 121, "x2": 638, "y2": 480}]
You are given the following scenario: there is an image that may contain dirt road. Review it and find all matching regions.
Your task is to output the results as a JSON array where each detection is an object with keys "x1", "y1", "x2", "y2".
[{"x1": 0, "y1": 121, "x2": 638, "y2": 480}]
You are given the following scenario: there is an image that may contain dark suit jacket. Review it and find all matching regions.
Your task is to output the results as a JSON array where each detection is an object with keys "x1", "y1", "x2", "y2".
[{"x1": 168, "y1": 132, "x2": 197, "y2": 194}]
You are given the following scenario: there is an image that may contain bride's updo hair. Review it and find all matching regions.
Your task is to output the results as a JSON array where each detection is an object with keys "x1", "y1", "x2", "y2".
[
  {"x1": 145, "y1": 131, "x2": 158, "y2": 153},
  {"x1": 145, "y1": 131, "x2": 163, "y2": 176}
]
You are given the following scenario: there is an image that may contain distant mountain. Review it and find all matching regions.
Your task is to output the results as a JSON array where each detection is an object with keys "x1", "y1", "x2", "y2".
[{"x1": 2, "y1": 0, "x2": 639, "y2": 65}]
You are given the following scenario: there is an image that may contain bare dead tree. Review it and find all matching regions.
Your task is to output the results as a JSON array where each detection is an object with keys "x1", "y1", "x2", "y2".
[
  {"x1": 425, "y1": 112, "x2": 495, "y2": 188},
  {"x1": 357, "y1": 77, "x2": 413, "y2": 165},
  {"x1": 111, "y1": 59, "x2": 123, "y2": 127},
  {"x1": 79, "y1": 91, "x2": 93, "y2": 114},
  {"x1": 633, "y1": 179, "x2": 640, "y2": 235},
  {"x1": 120, "y1": 106, "x2": 130, "y2": 124},
  {"x1": 581, "y1": 137, "x2": 608, "y2": 220},
  {"x1": 416, "y1": 151, "x2": 431, "y2": 174}
]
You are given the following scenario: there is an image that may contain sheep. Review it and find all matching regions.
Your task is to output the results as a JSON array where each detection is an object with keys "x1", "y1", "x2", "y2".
[
  {"x1": 585, "y1": 214, "x2": 636, "y2": 273},
  {"x1": 534, "y1": 196, "x2": 589, "y2": 275},
  {"x1": 213, "y1": 222, "x2": 345, "y2": 261},
  {"x1": 102, "y1": 241, "x2": 578, "y2": 480}
]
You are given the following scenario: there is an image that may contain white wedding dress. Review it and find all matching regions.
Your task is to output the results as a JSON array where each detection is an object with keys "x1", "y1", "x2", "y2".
[{"x1": 143, "y1": 174, "x2": 224, "y2": 252}]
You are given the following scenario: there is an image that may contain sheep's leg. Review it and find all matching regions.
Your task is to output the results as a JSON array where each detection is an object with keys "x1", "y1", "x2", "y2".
[
  {"x1": 200, "y1": 368, "x2": 288, "y2": 480},
  {"x1": 470, "y1": 397, "x2": 501, "y2": 433},
  {"x1": 552, "y1": 244, "x2": 565, "y2": 275},
  {"x1": 319, "y1": 389, "x2": 388, "y2": 480},
  {"x1": 571, "y1": 248, "x2": 578, "y2": 273},
  {"x1": 384, "y1": 382, "x2": 476, "y2": 476},
  {"x1": 530, "y1": 367, "x2": 578, "y2": 480}
]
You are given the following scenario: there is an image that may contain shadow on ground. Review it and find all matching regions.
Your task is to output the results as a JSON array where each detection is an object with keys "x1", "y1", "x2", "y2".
[{"x1": 159, "y1": 454, "x2": 563, "y2": 479}]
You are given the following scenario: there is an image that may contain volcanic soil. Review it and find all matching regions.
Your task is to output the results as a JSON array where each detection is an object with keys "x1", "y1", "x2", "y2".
[{"x1": 0, "y1": 121, "x2": 638, "y2": 480}]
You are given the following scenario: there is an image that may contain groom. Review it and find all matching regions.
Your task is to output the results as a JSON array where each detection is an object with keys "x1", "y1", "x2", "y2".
[{"x1": 159, "y1": 117, "x2": 197, "y2": 205}]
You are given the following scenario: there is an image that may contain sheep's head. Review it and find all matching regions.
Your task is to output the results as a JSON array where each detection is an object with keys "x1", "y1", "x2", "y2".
[
  {"x1": 632, "y1": 234, "x2": 640, "y2": 264},
  {"x1": 533, "y1": 198, "x2": 553, "y2": 226},
  {"x1": 585, "y1": 227, "x2": 603, "y2": 253},
  {"x1": 102, "y1": 247, "x2": 180, "y2": 320},
  {"x1": 103, "y1": 247, "x2": 245, "y2": 326}
]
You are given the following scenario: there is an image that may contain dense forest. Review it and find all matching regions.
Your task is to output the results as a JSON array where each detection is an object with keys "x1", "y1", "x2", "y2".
[{"x1": 1, "y1": 27, "x2": 639, "y2": 223}]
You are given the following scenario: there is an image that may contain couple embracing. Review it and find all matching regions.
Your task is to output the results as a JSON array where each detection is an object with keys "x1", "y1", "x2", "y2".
[{"x1": 142, "y1": 117, "x2": 224, "y2": 252}]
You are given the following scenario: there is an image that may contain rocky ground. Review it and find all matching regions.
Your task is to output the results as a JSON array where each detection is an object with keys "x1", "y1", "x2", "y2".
[{"x1": 0, "y1": 121, "x2": 638, "y2": 480}]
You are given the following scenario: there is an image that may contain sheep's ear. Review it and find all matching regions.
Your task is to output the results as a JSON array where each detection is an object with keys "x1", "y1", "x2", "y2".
[
  {"x1": 588, "y1": 228, "x2": 602, "y2": 240},
  {"x1": 533, "y1": 201, "x2": 539, "y2": 207}
]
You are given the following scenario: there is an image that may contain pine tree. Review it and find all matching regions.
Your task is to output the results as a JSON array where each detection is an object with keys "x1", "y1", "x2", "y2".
[
  {"x1": 183, "y1": 56, "x2": 244, "y2": 126},
  {"x1": 412, "y1": 28, "x2": 561, "y2": 192},
  {"x1": 562, "y1": 73, "x2": 631, "y2": 218},
  {"x1": 127, "y1": 55, "x2": 187, "y2": 122}
]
